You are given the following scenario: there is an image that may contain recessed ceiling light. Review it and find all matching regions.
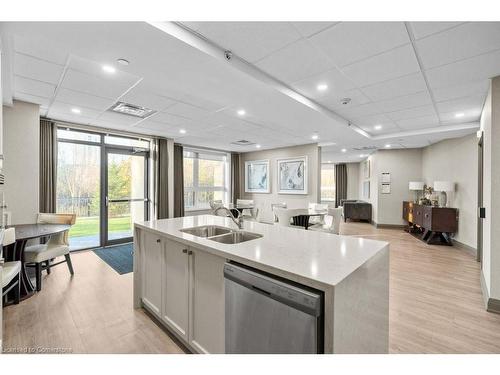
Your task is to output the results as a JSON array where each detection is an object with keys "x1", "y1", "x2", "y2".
[
  {"x1": 359, "y1": 154, "x2": 366, "y2": 158},
  {"x1": 385, "y1": 144, "x2": 391, "y2": 148},
  {"x1": 317, "y1": 83, "x2": 328, "y2": 91},
  {"x1": 117, "y1": 58, "x2": 129, "y2": 66},
  {"x1": 311, "y1": 134, "x2": 319, "y2": 140},
  {"x1": 341, "y1": 148, "x2": 347, "y2": 153},
  {"x1": 374, "y1": 125, "x2": 382, "y2": 130},
  {"x1": 237, "y1": 109, "x2": 246, "y2": 116},
  {"x1": 102, "y1": 65, "x2": 116, "y2": 74},
  {"x1": 179, "y1": 129, "x2": 186, "y2": 134},
  {"x1": 256, "y1": 144, "x2": 261, "y2": 149},
  {"x1": 455, "y1": 112, "x2": 465, "y2": 118},
  {"x1": 71, "y1": 108, "x2": 81, "y2": 114},
  {"x1": 327, "y1": 160, "x2": 332, "y2": 163}
]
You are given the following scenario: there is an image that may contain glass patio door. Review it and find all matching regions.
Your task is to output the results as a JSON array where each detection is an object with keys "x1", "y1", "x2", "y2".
[{"x1": 104, "y1": 149, "x2": 148, "y2": 245}]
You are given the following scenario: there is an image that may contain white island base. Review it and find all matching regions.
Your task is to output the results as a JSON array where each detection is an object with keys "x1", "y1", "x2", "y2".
[{"x1": 133, "y1": 215, "x2": 389, "y2": 354}]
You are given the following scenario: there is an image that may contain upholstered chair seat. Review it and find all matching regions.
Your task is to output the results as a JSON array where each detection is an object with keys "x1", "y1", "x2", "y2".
[
  {"x1": 1, "y1": 261, "x2": 21, "y2": 289},
  {"x1": 2, "y1": 227, "x2": 20, "y2": 304},
  {"x1": 24, "y1": 243, "x2": 70, "y2": 263}
]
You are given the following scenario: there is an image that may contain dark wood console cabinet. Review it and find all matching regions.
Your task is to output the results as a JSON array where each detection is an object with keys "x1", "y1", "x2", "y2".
[{"x1": 402, "y1": 201, "x2": 458, "y2": 245}]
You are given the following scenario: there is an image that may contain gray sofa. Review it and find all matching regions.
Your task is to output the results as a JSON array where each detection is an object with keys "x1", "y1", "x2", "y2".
[{"x1": 340, "y1": 199, "x2": 372, "y2": 222}]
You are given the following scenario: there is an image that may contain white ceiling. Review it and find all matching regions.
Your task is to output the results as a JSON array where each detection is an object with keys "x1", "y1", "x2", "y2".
[{"x1": 1, "y1": 21, "x2": 496, "y2": 161}]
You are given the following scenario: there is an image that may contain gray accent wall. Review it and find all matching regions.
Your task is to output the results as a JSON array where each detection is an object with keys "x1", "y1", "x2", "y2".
[{"x1": 239, "y1": 143, "x2": 320, "y2": 214}]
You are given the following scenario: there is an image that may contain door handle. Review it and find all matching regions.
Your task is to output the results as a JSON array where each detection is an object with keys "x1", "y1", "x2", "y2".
[
  {"x1": 479, "y1": 207, "x2": 486, "y2": 219},
  {"x1": 188, "y1": 250, "x2": 193, "y2": 256},
  {"x1": 105, "y1": 196, "x2": 109, "y2": 207},
  {"x1": 182, "y1": 249, "x2": 188, "y2": 254}
]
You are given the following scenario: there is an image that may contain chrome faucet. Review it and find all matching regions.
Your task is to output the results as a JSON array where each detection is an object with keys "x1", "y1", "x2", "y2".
[{"x1": 214, "y1": 206, "x2": 244, "y2": 230}]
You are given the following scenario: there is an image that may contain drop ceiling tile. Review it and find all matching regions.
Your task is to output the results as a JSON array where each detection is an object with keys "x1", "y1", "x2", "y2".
[
  {"x1": 14, "y1": 53, "x2": 64, "y2": 85},
  {"x1": 164, "y1": 102, "x2": 211, "y2": 120},
  {"x1": 435, "y1": 95, "x2": 486, "y2": 114},
  {"x1": 440, "y1": 110, "x2": 482, "y2": 124},
  {"x1": 409, "y1": 22, "x2": 464, "y2": 40},
  {"x1": 149, "y1": 111, "x2": 190, "y2": 126},
  {"x1": 425, "y1": 49, "x2": 500, "y2": 89},
  {"x1": 120, "y1": 89, "x2": 177, "y2": 111},
  {"x1": 135, "y1": 119, "x2": 178, "y2": 133},
  {"x1": 61, "y1": 69, "x2": 134, "y2": 99},
  {"x1": 385, "y1": 105, "x2": 436, "y2": 121},
  {"x1": 13, "y1": 34, "x2": 68, "y2": 65},
  {"x1": 96, "y1": 111, "x2": 142, "y2": 126},
  {"x1": 360, "y1": 72, "x2": 427, "y2": 102},
  {"x1": 432, "y1": 80, "x2": 490, "y2": 102},
  {"x1": 255, "y1": 39, "x2": 334, "y2": 83},
  {"x1": 336, "y1": 101, "x2": 383, "y2": 118},
  {"x1": 290, "y1": 22, "x2": 338, "y2": 37},
  {"x1": 395, "y1": 114, "x2": 440, "y2": 130},
  {"x1": 376, "y1": 91, "x2": 432, "y2": 113},
  {"x1": 14, "y1": 92, "x2": 50, "y2": 107},
  {"x1": 360, "y1": 123, "x2": 400, "y2": 134},
  {"x1": 291, "y1": 67, "x2": 356, "y2": 97},
  {"x1": 55, "y1": 88, "x2": 115, "y2": 111},
  {"x1": 341, "y1": 44, "x2": 420, "y2": 87},
  {"x1": 195, "y1": 22, "x2": 302, "y2": 62},
  {"x1": 14, "y1": 75, "x2": 56, "y2": 98},
  {"x1": 416, "y1": 22, "x2": 500, "y2": 69},
  {"x1": 319, "y1": 88, "x2": 371, "y2": 109},
  {"x1": 180, "y1": 94, "x2": 226, "y2": 111},
  {"x1": 350, "y1": 113, "x2": 395, "y2": 127},
  {"x1": 309, "y1": 22, "x2": 409, "y2": 67},
  {"x1": 48, "y1": 101, "x2": 101, "y2": 119}
]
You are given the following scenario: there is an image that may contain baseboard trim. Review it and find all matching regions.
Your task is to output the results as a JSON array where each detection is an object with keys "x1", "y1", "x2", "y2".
[
  {"x1": 452, "y1": 239, "x2": 477, "y2": 256},
  {"x1": 480, "y1": 270, "x2": 500, "y2": 314}
]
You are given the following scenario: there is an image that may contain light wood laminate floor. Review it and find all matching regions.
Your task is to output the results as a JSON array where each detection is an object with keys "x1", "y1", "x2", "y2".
[{"x1": 3, "y1": 222, "x2": 500, "y2": 353}]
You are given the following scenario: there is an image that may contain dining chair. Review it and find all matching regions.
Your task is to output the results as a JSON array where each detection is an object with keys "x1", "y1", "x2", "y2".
[
  {"x1": 274, "y1": 208, "x2": 307, "y2": 228},
  {"x1": 271, "y1": 202, "x2": 287, "y2": 222},
  {"x1": 24, "y1": 213, "x2": 76, "y2": 292},
  {"x1": 308, "y1": 203, "x2": 329, "y2": 225},
  {"x1": 309, "y1": 207, "x2": 343, "y2": 235},
  {"x1": 2, "y1": 228, "x2": 21, "y2": 305},
  {"x1": 236, "y1": 199, "x2": 254, "y2": 218}
]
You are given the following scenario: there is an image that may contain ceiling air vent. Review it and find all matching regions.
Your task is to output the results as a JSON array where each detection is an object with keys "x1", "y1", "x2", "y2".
[
  {"x1": 352, "y1": 146, "x2": 378, "y2": 151},
  {"x1": 231, "y1": 140, "x2": 256, "y2": 146},
  {"x1": 109, "y1": 102, "x2": 156, "y2": 119}
]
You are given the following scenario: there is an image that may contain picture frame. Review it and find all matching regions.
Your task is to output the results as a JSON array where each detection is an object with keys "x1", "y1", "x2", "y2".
[
  {"x1": 277, "y1": 156, "x2": 308, "y2": 195},
  {"x1": 244, "y1": 159, "x2": 270, "y2": 193}
]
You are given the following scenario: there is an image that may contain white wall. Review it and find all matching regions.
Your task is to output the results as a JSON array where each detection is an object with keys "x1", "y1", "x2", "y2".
[
  {"x1": 2, "y1": 100, "x2": 40, "y2": 224},
  {"x1": 240, "y1": 143, "x2": 320, "y2": 213},
  {"x1": 346, "y1": 162, "x2": 359, "y2": 200},
  {"x1": 422, "y1": 134, "x2": 478, "y2": 248}
]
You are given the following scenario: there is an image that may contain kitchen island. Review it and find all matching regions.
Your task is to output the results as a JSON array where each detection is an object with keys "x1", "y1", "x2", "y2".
[{"x1": 133, "y1": 215, "x2": 389, "y2": 354}]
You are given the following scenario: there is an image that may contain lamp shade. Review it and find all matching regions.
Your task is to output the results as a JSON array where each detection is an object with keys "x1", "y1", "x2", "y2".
[
  {"x1": 433, "y1": 181, "x2": 455, "y2": 192},
  {"x1": 409, "y1": 181, "x2": 424, "y2": 190}
]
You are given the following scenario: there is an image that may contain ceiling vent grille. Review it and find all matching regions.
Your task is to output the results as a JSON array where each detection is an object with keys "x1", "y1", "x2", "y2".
[
  {"x1": 109, "y1": 102, "x2": 156, "y2": 119},
  {"x1": 352, "y1": 146, "x2": 378, "y2": 151},
  {"x1": 230, "y1": 140, "x2": 256, "y2": 146}
]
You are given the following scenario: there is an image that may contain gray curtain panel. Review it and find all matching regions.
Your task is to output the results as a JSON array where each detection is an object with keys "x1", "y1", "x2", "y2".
[
  {"x1": 39, "y1": 119, "x2": 57, "y2": 213},
  {"x1": 231, "y1": 153, "x2": 240, "y2": 204},
  {"x1": 335, "y1": 163, "x2": 348, "y2": 208},
  {"x1": 153, "y1": 138, "x2": 170, "y2": 219},
  {"x1": 173, "y1": 144, "x2": 185, "y2": 217}
]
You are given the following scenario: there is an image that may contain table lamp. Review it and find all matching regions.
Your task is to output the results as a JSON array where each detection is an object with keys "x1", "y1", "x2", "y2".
[
  {"x1": 433, "y1": 181, "x2": 455, "y2": 207},
  {"x1": 409, "y1": 181, "x2": 424, "y2": 203}
]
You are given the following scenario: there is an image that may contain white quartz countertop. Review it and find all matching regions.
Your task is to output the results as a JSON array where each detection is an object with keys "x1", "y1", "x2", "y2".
[{"x1": 135, "y1": 215, "x2": 389, "y2": 288}]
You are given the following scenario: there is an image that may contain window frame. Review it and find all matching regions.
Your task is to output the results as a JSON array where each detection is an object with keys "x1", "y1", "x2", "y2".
[
  {"x1": 320, "y1": 162, "x2": 336, "y2": 203},
  {"x1": 183, "y1": 149, "x2": 229, "y2": 211}
]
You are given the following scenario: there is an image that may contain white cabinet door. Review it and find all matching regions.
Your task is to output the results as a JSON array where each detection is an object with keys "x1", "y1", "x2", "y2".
[
  {"x1": 163, "y1": 239, "x2": 190, "y2": 341},
  {"x1": 189, "y1": 248, "x2": 226, "y2": 354},
  {"x1": 140, "y1": 233, "x2": 163, "y2": 318}
]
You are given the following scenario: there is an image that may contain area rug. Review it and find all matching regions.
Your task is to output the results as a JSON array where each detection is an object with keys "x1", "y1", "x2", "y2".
[{"x1": 93, "y1": 243, "x2": 134, "y2": 275}]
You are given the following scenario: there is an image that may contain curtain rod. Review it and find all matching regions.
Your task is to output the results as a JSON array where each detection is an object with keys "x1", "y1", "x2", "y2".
[{"x1": 43, "y1": 117, "x2": 173, "y2": 141}]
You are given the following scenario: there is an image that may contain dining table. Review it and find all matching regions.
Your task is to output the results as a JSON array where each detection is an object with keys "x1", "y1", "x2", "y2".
[
  {"x1": 3, "y1": 223, "x2": 71, "y2": 302},
  {"x1": 292, "y1": 208, "x2": 328, "y2": 229}
]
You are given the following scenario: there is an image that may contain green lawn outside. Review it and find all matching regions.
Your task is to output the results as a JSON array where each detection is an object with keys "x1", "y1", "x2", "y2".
[{"x1": 69, "y1": 215, "x2": 131, "y2": 237}]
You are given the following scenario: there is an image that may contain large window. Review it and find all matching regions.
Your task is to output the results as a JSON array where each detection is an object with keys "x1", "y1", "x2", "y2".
[
  {"x1": 321, "y1": 163, "x2": 335, "y2": 203},
  {"x1": 184, "y1": 149, "x2": 229, "y2": 210}
]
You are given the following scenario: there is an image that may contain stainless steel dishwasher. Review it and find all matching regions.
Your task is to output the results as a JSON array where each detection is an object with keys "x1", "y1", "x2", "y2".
[{"x1": 224, "y1": 262, "x2": 323, "y2": 354}]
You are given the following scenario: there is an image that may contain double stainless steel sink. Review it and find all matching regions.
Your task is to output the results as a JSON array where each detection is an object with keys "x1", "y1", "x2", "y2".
[{"x1": 180, "y1": 225, "x2": 262, "y2": 244}]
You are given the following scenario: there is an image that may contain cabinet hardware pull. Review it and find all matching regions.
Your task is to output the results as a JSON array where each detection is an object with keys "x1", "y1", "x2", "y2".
[
  {"x1": 188, "y1": 250, "x2": 193, "y2": 255},
  {"x1": 156, "y1": 239, "x2": 161, "y2": 243},
  {"x1": 182, "y1": 249, "x2": 188, "y2": 254}
]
